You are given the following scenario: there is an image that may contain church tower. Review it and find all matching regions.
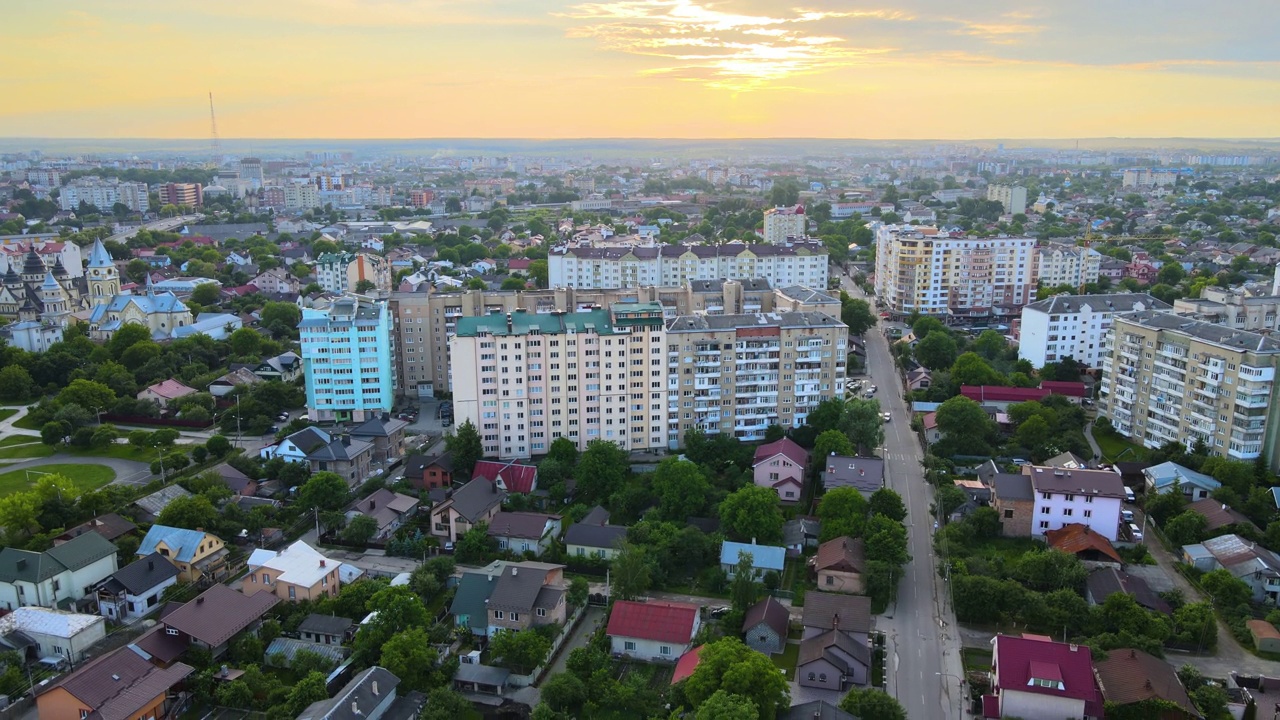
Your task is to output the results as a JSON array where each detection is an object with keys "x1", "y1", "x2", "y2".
[
  {"x1": 86, "y1": 239, "x2": 119, "y2": 305},
  {"x1": 38, "y1": 270, "x2": 71, "y2": 327}
]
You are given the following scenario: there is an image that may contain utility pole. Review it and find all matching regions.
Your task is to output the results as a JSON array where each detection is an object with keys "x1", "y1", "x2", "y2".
[{"x1": 236, "y1": 392, "x2": 242, "y2": 450}]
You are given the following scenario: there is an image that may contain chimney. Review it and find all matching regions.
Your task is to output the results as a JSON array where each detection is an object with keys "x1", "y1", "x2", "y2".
[
  {"x1": 369, "y1": 500, "x2": 376, "y2": 510},
  {"x1": 16, "y1": 559, "x2": 26, "y2": 571},
  {"x1": 351, "y1": 701, "x2": 361, "y2": 715},
  {"x1": 1069, "y1": 643, "x2": 1078, "y2": 652},
  {"x1": 751, "y1": 537, "x2": 757, "y2": 545},
  {"x1": 832, "y1": 613, "x2": 839, "y2": 630},
  {"x1": 372, "y1": 680, "x2": 379, "y2": 696},
  {"x1": 148, "y1": 560, "x2": 154, "y2": 571},
  {"x1": 197, "y1": 596, "x2": 205, "y2": 605},
  {"x1": 512, "y1": 567, "x2": 518, "y2": 576},
  {"x1": 319, "y1": 559, "x2": 326, "y2": 568},
  {"x1": 343, "y1": 436, "x2": 351, "y2": 447}
]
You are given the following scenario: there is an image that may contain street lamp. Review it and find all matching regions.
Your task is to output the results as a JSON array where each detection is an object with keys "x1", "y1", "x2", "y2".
[{"x1": 936, "y1": 672, "x2": 967, "y2": 715}]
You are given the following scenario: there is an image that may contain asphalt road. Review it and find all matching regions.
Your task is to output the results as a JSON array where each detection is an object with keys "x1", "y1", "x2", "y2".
[{"x1": 843, "y1": 275, "x2": 967, "y2": 719}]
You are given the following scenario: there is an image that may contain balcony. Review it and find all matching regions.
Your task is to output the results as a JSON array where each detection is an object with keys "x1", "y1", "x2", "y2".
[{"x1": 1241, "y1": 365, "x2": 1276, "y2": 382}]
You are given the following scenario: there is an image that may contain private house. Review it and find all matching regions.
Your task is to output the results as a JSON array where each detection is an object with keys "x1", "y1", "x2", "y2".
[
  {"x1": 250, "y1": 268, "x2": 301, "y2": 295},
  {"x1": 132, "y1": 485, "x2": 193, "y2": 523},
  {"x1": 1044, "y1": 524, "x2": 1123, "y2": 565},
  {"x1": 905, "y1": 367, "x2": 932, "y2": 391},
  {"x1": 743, "y1": 596, "x2": 790, "y2": 655},
  {"x1": 821, "y1": 455, "x2": 884, "y2": 496},
  {"x1": 783, "y1": 517, "x2": 821, "y2": 555},
  {"x1": 921, "y1": 413, "x2": 942, "y2": 445},
  {"x1": 1182, "y1": 533, "x2": 1280, "y2": 603},
  {"x1": 345, "y1": 489, "x2": 421, "y2": 541},
  {"x1": 0, "y1": 607, "x2": 106, "y2": 664},
  {"x1": 299, "y1": 614, "x2": 354, "y2": 645},
  {"x1": 402, "y1": 453, "x2": 453, "y2": 491},
  {"x1": 1143, "y1": 461, "x2": 1220, "y2": 501},
  {"x1": 265, "y1": 428, "x2": 376, "y2": 488},
  {"x1": 0, "y1": 532, "x2": 119, "y2": 611},
  {"x1": 797, "y1": 629, "x2": 871, "y2": 691},
  {"x1": 812, "y1": 537, "x2": 866, "y2": 594},
  {"x1": 990, "y1": 472, "x2": 1034, "y2": 538},
  {"x1": 53, "y1": 513, "x2": 136, "y2": 546},
  {"x1": 265, "y1": 636, "x2": 350, "y2": 670},
  {"x1": 95, "y1": 552, "x2": 181, "y2": 621},
  {"x1": 1093, "y1": 648, "x2": 1199, "y2": 719},
  {"x1": 349, "y1": 414, "x2": 409, "y2": 466},
  {"x1": 565, "y1": 508, "x2": 628, "y2": 560},
  {"x1": 753, "y1": 438, "x2": 808, "y2": 501},
  {"x1": 801, "y1": 592, "x2": 872, "y2": 644},
  {"x1": 720, "y1": 540, "x2": 787, "y2": 579},
  {"x1": 1248, "y1": 620, "x2": 1280, "y2": 655},
  {"x1": 34, "y1": 646, "x2": 193, "y2": 720},
  {"x1": 211, "y1": 462, "x2": 258, "y2": 496},
  {"x1": 472, "y1": 460, "x2": 539, "y2": 494},
  {"x1": 143, "y1": 584, "x2": 280, "y2": 659},
  {"x1": 253, "y1": 351, "x2": 302, "y2": 382},
  {"x1": 137, "y1": 525, "x2": 228, "y2": 584},
  {"x1": 245, "y1": 541, "x2": 341, "y2": 602},
  {"x1": 137, "y1": 378, "x2": 197, "y2": 409},
  {"x1": 1085, "y1": 567, "x2": 1171, "y2": 614},
  {"x1": 297, "y1": 666, "x2": 401, "y2": 720},
  {"x1": 1044, "y1": 451, "x2": 1090, "y2": 470},
  {"x1": 1027, "y1": 465, "x2": 1125, "y2": 542},
  {"x1": 1185, "y1": 498, "x2": 1257, "y2": 534},
  {"x1": 208, "y1": 366, "x2": 262, "y2": 397},
  {"x1": 488, "y1": 512, "x2": 562, "y2": 557},
  {"x1": 608, "y1": 600, "x2": 702, "y2": 662},
  {"x1": 671, "y1": 645, "x2": 704, "y2": 685},
  {"x1": 430, "y1": 478, "x2": 507, "y2": 545},
  {"x1": 484, "y1": 561, "x2": 567, "y2": 637},
  {"x1": 264, "y1": 426, "x2": 330, "y2": 463},
  {"x1": 779, "y1": 702, "x2": 859, "y2": 720},
  {"x1": 984, "y1": 634, "x2": 1102, "y2": 720}
]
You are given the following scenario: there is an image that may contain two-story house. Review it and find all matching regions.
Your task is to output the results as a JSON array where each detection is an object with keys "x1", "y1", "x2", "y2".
[
  {"x1": 350, "y1": 414, "x2": 409, "y2": 467},
  {"x1": 95, "y1": 552, "x2": 181, "y2": 621},
  {"x1": 430, "y1": 478, "x2": 507, "y2": 546},
  {"x1": 133, "y1": 584, "x2": 279, "y2": 661},
  {"x1": 253, "y1": 351, "x2": 302, "y2": 382},
  {"x1": 1182, "y1": 533, "x2": 1280, "y2": 603},
  {"x1": 798, "y1": 592, "x2": 873, "y2": 692},
  {"x1": 245, "y1": 541, "x2": 341, "y2": 602},
  {"x1": 345, "y1": 489, "x2": 420, "y2": 541},
  {"x1": 821, "y1": 455, "x2": 884, "y2": 497},
  {"x1": 136, "y1": 525, "x2": 228, "y2": 584},
  {"x1": 488, "y1": 512, "x2": 562, "y2": 557},
  {"x1": 402, "y1": 452, "x2": 453, "y2": 491},
  {"x1": 449, "y1": 561, "x2": 567, "y2": 638},
  {"x1": 472, "y1": 460, "x2": 539, "y2": 495},
  {"x1": 608, "y1": 600, "x2": 702, "y2": 663},
  {"x1": 811, "y1": 537, "x2": 866, "y2": 594},
  {"x1": 264, "y1": 427, "x2": 376, "y2": 488},
  {"x1": 1027, "y1": 465, "x2": 1125, "y2": 542},
  {"x1": 753, "y1": 438, "x2": 809, "y2": 502},
  {"x1": 35, "y1": 645, "x2": 193, "y2": 720},
  {"x1": 984, "y1": 634, "x2": 1102, "y2": 720},
  {"x1": 0, "y1": 533, "x2": 119, "y2": 611}
]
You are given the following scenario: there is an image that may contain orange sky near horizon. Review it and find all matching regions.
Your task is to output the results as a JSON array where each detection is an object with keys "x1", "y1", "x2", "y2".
[{"x1": 2, "y1": 0, "x2": 1278, "y2": 139}]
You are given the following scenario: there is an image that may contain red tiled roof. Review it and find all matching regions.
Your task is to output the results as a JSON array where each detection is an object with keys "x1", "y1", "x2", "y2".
[
  {"x1": 671, "y1": 645, "x2": 703, "y2": 684},
  {"x1": 1044, "y1": 523, "x2": 1123, "y2": 564},
  {"x1": 145, "y1": 379, "x2": 197, "y2": 399},
  {"x1": 607, "y1": 600, "x2": 699, "y2": 644},
  {"x1": 753, "y1": 438, "x2": 808, "y2": 467},
  {"x1": 473, "y1": 460, "x2": 538, "y2": 494},
  {"x1": 960, "y1": 386, "x2": 1049, "y2": 403},
  {"x1": 993, "y1": 634, "x2": 1101, "y2": 717},
  {"x1": 1040, "y1": 381, "x2": 1087, "y2": 397},
  {"x1": 507, "y1": 258, "x2": 533, "y2": 270}
]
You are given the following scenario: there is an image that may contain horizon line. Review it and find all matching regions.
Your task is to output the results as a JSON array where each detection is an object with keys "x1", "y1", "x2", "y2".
[{"x1": 3, "y1": 136, "x2": 1280, "y2": 143}]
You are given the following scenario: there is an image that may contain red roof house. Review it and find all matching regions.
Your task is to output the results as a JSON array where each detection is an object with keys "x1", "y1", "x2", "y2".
[
  {"x1": 670, "y1": 645, "x2": 704, "y2": 684},
  {"x1": 753, "y1": 438, "x2": 809, "y2": 503},
  {"x1": 960, "y1": 386, "x2": 1050, "y2": 405},
  {"x1": 984, "y1": 634, "x2": 1101, "y2": 720},
  {"x1": 472, "y1": 460, "x2": 538, "y2": 494},
  {"x1": 507, "y1": 258, "x2": 533, "y2": 271},
  {"x1": 1039, "y1": 381, "x2": 1087, "y2": 398},
  {"x1": 608, "y1": 600, "x2": 702, "y2": 661}
]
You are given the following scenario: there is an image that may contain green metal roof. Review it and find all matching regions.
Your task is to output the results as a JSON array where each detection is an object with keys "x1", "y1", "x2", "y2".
[
  {"x1": 0, "y1": 533, "x2": 116, "y2": 584},
  {"x1": 454, "y1": 308, "x2": 625, "y2": 337},
  {"x1": 449, "y1": 572, "x2": 496, "y2": 632}
]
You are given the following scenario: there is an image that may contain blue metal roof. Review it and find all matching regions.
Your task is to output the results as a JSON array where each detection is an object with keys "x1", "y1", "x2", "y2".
[
  {"x1": 137, "y1": 525, "x2": 213, "y2": 564},
  {"x1": 720, "y1": 541, "x2": 786, "y2": 572}
]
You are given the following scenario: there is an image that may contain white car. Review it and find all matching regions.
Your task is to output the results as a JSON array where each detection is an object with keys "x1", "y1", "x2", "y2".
[{"x1": 882, "y1": 412, "x2": 891, "y2": 422}]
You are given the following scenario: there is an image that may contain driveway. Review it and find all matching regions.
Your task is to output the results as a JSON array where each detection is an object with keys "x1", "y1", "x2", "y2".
[
  {"x1": 542, "y1": 606, "x2": 605, "y2": 682},
  {"x1": 2, "y1": 453, "x2": 153, "y2": 486}
]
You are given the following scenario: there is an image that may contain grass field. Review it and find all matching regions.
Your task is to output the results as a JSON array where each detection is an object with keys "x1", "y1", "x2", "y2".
[
  {"x1": 1091, "y1": 425, "x2": 1147, "y2": 462},
  {"x1": 66, "y1": 443, "x2": 194, "y2": 463},
  {"x1": 0, "y1": 435, "x2": 40, "y2": 448},
  {"x1": 0, "y1": 463, "x2": 115, "y2": 495},
  {"x1": 0, "y1": 442, "x2": 56, "y2": 460},
  {"x1": 12, "y1": 413, "x2": 42, "y2": 430},
  {"x1": 771, "y1": 642, "x2": 800, "y2": 680},
  {"x1": 0, "y1": 409, "x2": 16, "y2": 424}
]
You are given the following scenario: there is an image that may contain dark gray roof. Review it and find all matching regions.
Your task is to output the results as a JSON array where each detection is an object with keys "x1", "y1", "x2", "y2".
[
  {"x1": 0, "y1": 532, "x2": 118, "y2": 584},
  {"x1": 455, "y1": 662, "x2": 511, "y2": 687},
  {"x1": 801, "y1": 592, "x2": 872, "y2": 634},
  {"x1": 103, "y1": 553, "x2": 180, "y2": 595},
  {"x1": 450, "y1": 572, "x2": 497, "y2": 632},
  {"x1": 489, "y1": 564, "x2": 562, "y2": 614},
  {"x1": 783, "y1": 517, "x2": 821, "y2": 547},
  {"x1": 797, "y1": 629, "x2": 871, "y2": 672},
  {"x1": 689, "y1": 278, "x2": 773, "y2": 292},
  {"x1": 286, "y1": 427, "x2": 332, "y2": 454},
  {"x1": 1117, "y1": 309, "x2": 1280, "y2": 354},
  {"x1": 743, "y1": 595, "x2": 789, "y2": 637},
  {"x1": 776, "y1": 285, "x2": 840, "y2": 304},
  {"x1": 350, "y1": 415, "x2": 409, "y2": 439},
  {"x1": 581, "y1": 505, "x2": 610, "y2": 526},
  {"x1": 265, "y1": 637, "x2": 349, "y2": 667},
  {"x1": 564, "y1": 522, "x2": 628, "y2": 549},
  {"x1": 1025, "y1": 293, "x2": 1171, "y2": 315},
  {"x1": 444, "y1": 477, "x2": 506, "y2": 522},
  {"x1": 404, "y1": 452, "x2": 453, "y2": 476},
  {"x1": 297, "y1": 666, "x2": 400, "y2": 720},
  {"x1": 308, "y1": 436, "x2": 373, "y2": 462},
  {"x1": 1086, "y1": 567, "x2": 1171, "y2": 614},
  {"x1": 487, "y1": 512, "x2": 559, "y2": 540},
  {"x1": 1043, "y1": 451, "x2": 1090, "y2": 469},
  {"x1": 992, "y1": 472, "x2": 1034, "y2": 501},
  {"x1": 134, "y1": 485, "x2": 194, "y2": 518},
  {"x1": 298, "y1": 613, "x2": 354, "y2": 636},
  {"x1": 56, "y1": 513, "x2": 136, "y2": 544},
  {"x1": 821, "y1": 455, "x2": 884, "y2": 494},
  {"x1": 163, "y1": 584, "x2": 279, "y2": 647},
  {"x1": 779, "y1": 700, "x2": 860, "y2": 720},
  {"x1": 668, "y1": 311, "x2": 845, "y2": 333}
]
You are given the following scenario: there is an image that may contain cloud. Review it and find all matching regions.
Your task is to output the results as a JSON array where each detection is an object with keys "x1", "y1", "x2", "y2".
[
  {"x1": 560, "y1": 1, "x2": 904, "y2": 90},
  {"x1": 947, "y1": 11, "x2": 1045, "y2": 45}
]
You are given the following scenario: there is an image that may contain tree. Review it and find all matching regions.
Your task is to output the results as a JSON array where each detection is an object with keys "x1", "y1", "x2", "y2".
[
  {"x1": 684, "y1": 637, "x2": 789, "y2": 719},
  {"x1": 446, "y1": 420, "x2": 483, "y2": 476},
  {"x1": 296, "y1": 471, "x2": 349, "y2": 510},
  {"x1": 912, "y1": 316, "x2": 947, "y2": 340},
  {"x1": 1164, "y1": 511, "x2": 1208, "y2": 546},
  {"x1": 56, "y1": 379, "x2": 115, "y2": 414},
  {"x1": 1015, "y1": 415, "x2": 1051, "y2": 450},
  {"x1": 972, "y1": 329, "x2": 1009, "y2": 361},
  {"x1": 914, "y1": 332, "x2": 958, "y2": 370},
  {"x1": 0, "y1": 365, "x2": 33, "y2": 402},
  {"x1": 41, "y1": 421, "x2": 65, "y2": 446},
  {"x1": 719, "y1": 485, "x2": 784, "y2": 543},
  {"x1": 841, "y1": 298, "x2": 876, "y2": 335},
  {"x1": 575, "y1": 439, "x2": 629, "y2": 505},
  {"x1": 568, "y1": 576, "x2": 589, "y2": 608},
  {"x1": 352, "y1": 586, "x2": 429, "y2": 664},
  {"x1": 864, "y1": 515, "x2": 909, "y2": 566},
  {"x1": 260, "y1": 301, "x2": 302, "y2": 332},
  {"x1": 1200, "y1": 568, "x2": 1252, "y2": 609},
  {"x1": 189, "y1": 282, "x2": 221, "y2": 306},
  {"x1": 418, "y1": 688, "x2": 475, "y2": 720},
  {"x1": 205, "y1": 435, "x2": 232, "y2": 457},
  {"x1": 730, "y1": 552, "x2": 760, "y2": 612},
  {"x1": 0, "y1": 493, "x2": 40, "y2": 538},
  {"x1": 228, "y1": 327, "x2": 262, "y2": 358},
  {"x1": 696, "y1": 690, "x2": 760, "y2": 720},
  {"x1": 1146, "y1": 486, "x2": 1188, "y2": 525},
  {"x1": 157, "y1": 495, "x2": 219, "y2": 530},
  {"x1": 540, "y1": 673, "x2": 588, "y2": 713},
  {"x1": 611, "y1": 541, "x2": 652, "y2": 600},
  {"x1": 489, "y1": 628, "x2": 551, "y2": 674},
  {"x1": 284, "y1": 672, "x2": 330, "y2": 715},
  {"x1": 379, "y1": 627, "x2": 438, "y2": 690},
  {"x1": 342, "y1": 515, "x2": 378, "y2": 545},
  {"x1": 935, "y1": 395, "x2": 995, "y2": 451},
  {"x1": 950, "y1": 352, "x2": 1004, "y2": 387},
  {"x1": 818, "y1": 487, "x2": 869, "y2": 541},
  {"x1": 813, "y1": 429, "x2": 855, "y2": 459},
  {"x1": 841, "y1": 688, "x2": 906, "y2": 720},
  {"x1": 652, "y1": 458, "x2": 710, "y2": 520},
  {"x1": 868, "y1": 487, "x2": 907, "y2": 522},
  {"x1": 528, "y1": 259, "x2": 548, "y2": 288}
]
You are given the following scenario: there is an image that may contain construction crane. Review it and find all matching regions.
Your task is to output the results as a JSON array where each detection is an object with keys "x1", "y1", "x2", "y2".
[{"x1": 208, "y1": 92, "x2": 222, "y2": 168}]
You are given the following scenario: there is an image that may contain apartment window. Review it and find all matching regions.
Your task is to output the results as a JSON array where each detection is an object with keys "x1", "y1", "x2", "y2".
[
  {"x1": 1040, "y1": 507, "x2": 1050, "y2": 514},
  {"x1": 1039, "y1": 521, "x2": 1049, "y2": 529},
  {"x1": 1083, "y1": 510, "x2": 1092, "y2": 518},
  {"x1": 511, "y1": 612, "x2": 520, "y2": 622},
  {"x1": 1063, "y1": 508, "x2": 1073, "y2": 517},
  {"x1": 1041, "y1": 492, "x2": 1052, "y2": 500},
  {"x1": 1084, "y1": 495, "x2": 1093, "y2": 503},
  {"x1": 1064, "y1": 494, "x2": 1075, "y2": 502}
]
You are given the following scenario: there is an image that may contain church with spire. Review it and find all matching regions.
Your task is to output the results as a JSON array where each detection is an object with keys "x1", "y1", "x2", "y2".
[
  {"x1": 84, "y1": 238, "x2": 193, "y2": 341},
  {"x1": 0, "y1": 245, "x2": 81, "y2": 324}
]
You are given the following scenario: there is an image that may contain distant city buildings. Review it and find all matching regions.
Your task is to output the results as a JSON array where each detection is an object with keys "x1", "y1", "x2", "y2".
[
  {"x1": 762, "y1": 205, "x2": 807, "y2": 244},
  {"x1": 549, "y1": 241, "x2": 828, "y2": 290},
  {"x1": 59, "y1": 177, "x2": 149, "y2": 212},
  {"x1": 156, "y1": 183, "x2": 203, "y2": 209},
  {"x1": 299, "y1": 295, "x2": 397, "y2": 423},
  {"x1": 986, "y1": 185, "x2": 1027, "y2": 215}
]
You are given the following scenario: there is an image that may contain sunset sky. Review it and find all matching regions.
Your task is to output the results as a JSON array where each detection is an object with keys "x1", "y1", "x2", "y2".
[{"x1": 3, "y1": 0, "x2": 1278, "y2": 139}]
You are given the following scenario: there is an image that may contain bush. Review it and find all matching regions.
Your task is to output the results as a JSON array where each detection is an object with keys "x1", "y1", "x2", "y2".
[{"x1": 191, "y1": 446, "x2": 209, "y2": 464}]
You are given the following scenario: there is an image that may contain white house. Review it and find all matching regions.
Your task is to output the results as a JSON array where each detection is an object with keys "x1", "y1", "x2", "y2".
[
  {"x1": 1028, "y1": 465, "x2": 1125, "y2": 541},
  {"x1": 0, "y1": 608, "x2": 107, "y2": 664},
  {"x1": 1182, "y1": 533, "x2": 1280, "y2": 603},
  {"x1": 607, "y1": 600, "x2": 701, "y2": 663},
  {"x1": 1017, "y1": 293, "x2": 1171, "y2": 369},
  {"x1": 487, "y1": 512, "x2": 562, "y2": 558},
  {"x1": 226, "y1": 251, "x2": 253, "y2": 266},
  {"x1": 1143, "y1": 461, "x2": 1221, "y2": 502},
  {"x1": 94, "y1": 552, "x2": 181, "y2": 621},
  {"x1": 0, "y1": 533, "x2": 119, "y2": 612},
  {"x1": 260, "y1": 427, "x2": 332, "y2": 463}
]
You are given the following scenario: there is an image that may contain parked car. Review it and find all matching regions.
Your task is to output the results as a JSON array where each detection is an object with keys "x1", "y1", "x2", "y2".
[
  {"x1": 1121, "y1": 510, "x2": 1135, "y2": 523},
  {"x1": 1128, "y1": 523, "x2": 1144, "y2": 542}
]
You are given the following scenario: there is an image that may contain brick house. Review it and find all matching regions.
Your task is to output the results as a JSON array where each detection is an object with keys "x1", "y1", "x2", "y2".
[{"x1": 990, "y1": 472, "x2": 1034, "y2": 538}]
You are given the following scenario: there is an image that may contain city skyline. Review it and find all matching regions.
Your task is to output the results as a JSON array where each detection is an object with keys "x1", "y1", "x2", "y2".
[{"x1": 3, "y1": 0, "x2": 1279, "y2": 140}]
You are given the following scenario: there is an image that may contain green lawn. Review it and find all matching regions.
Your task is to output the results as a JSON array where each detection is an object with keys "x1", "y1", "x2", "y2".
[
  {"x1": 0, "y1": 435, "x2": 40, "y2": 448},
  {"x1": 0, "y1": 463, "x2": 115, "y2": 495},
  {"x1": 961, "y1": 647, "x2": 993, "y2": 673},
  {"x1": 0, "y1": 409, "x2": 17, "y2": 424},
  {"x1": 771, "y1": 642, "x2": 800, "y2": 680},
  {"x1": 0, "y1": 443, "x2": 56, "y2": 460},
  {"x1": 12, "y1": 413, "x2": 42, "y2": 430},
  {"x1": 1091, "y1": 425, "x2": 1147, "y2": 462},
  {"x1": 952, "y1": 536, "x2": 1042, "y2": 564},
  {"x1": 66, "y1": 443, "x2": 196, "y2": 463}
]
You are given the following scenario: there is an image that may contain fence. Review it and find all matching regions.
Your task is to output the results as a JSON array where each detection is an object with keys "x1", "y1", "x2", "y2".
[{"x1": 507, "y1": 604, "x2": 588, "y2": 689}]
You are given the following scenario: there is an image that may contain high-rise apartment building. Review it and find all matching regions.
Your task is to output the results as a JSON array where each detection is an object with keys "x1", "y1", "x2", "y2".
[
  {"x1": 408, "y1": 190, "x2": 434, "y2": 207},
  {"x1": 284, "y1": 183, "x2": 321, "y2": 210},
  {"x1": 986, "y1": 185, "x2": 1027, "y2": 215},
  {"x1": 666, "y1": 311, "x2": 847, "y2": 447},
  {"x1": 873, "y1": 225, "x2": 1036, "y2": 318},
  {"x1": 299, "y1": 295, "x2": 396, "y2": 423},
  {"x1": 762, "y1": 205, "x2": 807, "y2": 244},
  {"x1": 1018, "y1": 293, "x2": 1171, "y2": 369},
  {"x1": 1098, "y1": 310, "x2": 1280, "y2": 466},
  {"x1": 1173, "y1": 286, "x2": 1280, "y2": 333},
  {"x1": 155, "y1": 183, "x2": 203, "y2": 208},
  {"x1": 316, "y1": 252, "x2": 391, "y2": 294},
  {"x1": 549, "y1": 241, "x2": 828, "y2": 290},
  {"x1": 59, "y1": 178, "x2": 149, "y2": 212},
  {"x1": 238, "y1": 158, "x2": 264, "y2": 186},
  {"x1": 451, "y1": 304, "x2": 669, "y2": 458},
  {"x1": 1122, "y1": 169, "x2": 1179, "y2": 188},
  {"x1": 1035, "y1": 243, "x2": 1102, "y2": 290}
]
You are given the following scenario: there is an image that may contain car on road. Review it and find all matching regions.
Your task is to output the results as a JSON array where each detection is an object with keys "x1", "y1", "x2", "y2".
[
  {"x1": 266, "y1": 425, "x2": 279, "y2": 434},
  {"x1": 882, "y1": 412, "x2": 891, "y2": 422},
  {"x1": 277, "y1": 412, "x2": 290, "y2": 421},
  {"x1": 707, "y1": 606, "x2": 729, "y2": 618}
]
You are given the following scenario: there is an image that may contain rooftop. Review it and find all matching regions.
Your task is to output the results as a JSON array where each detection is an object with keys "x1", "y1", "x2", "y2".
[
  {"x1": 1027, "y1": 465, "x2": 1125, "y2": 498},
  {"x1": 487, "y1": 512, "x2": 559, "y2": 540},
  {"x1": 162, "y1": 584, "x2": 279, "y2": 647},
  {"x1": 608, "y1": 600, "x2": 700, "y2": 644},
  {"x1": 993, "y1": 634, "x2": 1101, "y2": 717},
  {"x1": 1094, "y1": 647, "x2": 1197, "y2": 716},
  {"x1": 41, "y1": 645, "x2": 193, "y2": 720},
  {"x1": 753, "y1": 437, "x2": 809, "y2": 467},
  {"x1": 1025, "y1": 293, "x2": 1171, "y2": 315},
  {"x1": 137, "y1": 525, "x2": 215, "y2": 564},
  {"x1": 668, "y1": 311, "x2": 844, "y2": 333},
  {"x1": 0, "y1": 607, "x2": 103, "y2": 639},
  {"x1": 455, "y1": 308, "x2": 624, "y2": 338},
  {"x1": 246, "y1": 541, "x2": 336, "y2": 589},
  {"x1": 801, "y1": 592, "x2": 872, "y2": 634},
  {"x1": 720, "y1": 541, "x2": 786, "y2": 571},
  {"x1": 1116, "y1": 309, "x2": 1280, "y2": 354},
  {"x1": 814, "y1": 536, "x2": 866, "y2": 574},
  {"x1": 101, "y1": 553, "x2": 181, "y2": 596}
]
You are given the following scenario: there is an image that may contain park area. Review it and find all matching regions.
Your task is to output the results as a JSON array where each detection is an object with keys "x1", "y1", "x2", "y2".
[{"x1": 0, "y1": 463, "x2": 115, "y2": 495}]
